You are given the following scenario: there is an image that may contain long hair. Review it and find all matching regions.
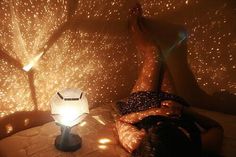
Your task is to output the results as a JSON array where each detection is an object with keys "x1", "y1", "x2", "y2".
[{"x1": 132, "y1": 116, "x2": 201, "y2": 157}]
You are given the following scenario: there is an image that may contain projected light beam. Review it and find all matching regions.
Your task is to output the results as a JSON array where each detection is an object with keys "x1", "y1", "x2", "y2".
[
  {"x1": 163, "y1": 31, "x2": 187, "y2": 59},
  {"x1": 23, "y1": 52, "x2": 44, "y2": 72}
]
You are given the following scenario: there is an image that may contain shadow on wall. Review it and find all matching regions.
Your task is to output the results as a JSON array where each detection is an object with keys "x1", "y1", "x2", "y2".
[
  {"x1": 145, "y1": 0, "x2": 236, "y2": 115},
  {"x1": 0, "y1": 47, "x2": 53, "y2": 139},
  {"x1": 145, "y1": 1, "x2": 236, "y2": 115},
  {"x1": 151, "y1": 18, "x2": 236, "y2": 115},
  {"x1": 0, "y1": 0, "x2": 132, "y2": 139},
  {"x1": 0, "y1": 0, "x2": 236, "y2": 140}
]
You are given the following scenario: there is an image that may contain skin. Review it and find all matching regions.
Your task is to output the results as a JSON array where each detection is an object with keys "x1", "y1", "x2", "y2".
[
  {"x1": 0, "y1": 3, "x2": 223, "y2": 154},
  {"x1": 117, "y1": 3, "x2": 223, "y2": 155}
]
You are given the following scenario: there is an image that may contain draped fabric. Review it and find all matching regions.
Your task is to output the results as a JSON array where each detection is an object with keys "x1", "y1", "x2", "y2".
[{"x1": 0, "y1": 0, "x2": 235, "y2": 118}]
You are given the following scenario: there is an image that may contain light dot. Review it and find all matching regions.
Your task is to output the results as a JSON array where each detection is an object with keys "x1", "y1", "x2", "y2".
[
  {"x1": 98, "y1": 145, "x2": 107, "y2": 150},
  {"x1": 24, "y1": 118, "x2": 30, "y2": 126},
  {"x1": 5, "y1": 124, "x2": 13, "y2": 134},
  {"x1": 98, "y1": 138, "x2": 111, "y2": 144}
]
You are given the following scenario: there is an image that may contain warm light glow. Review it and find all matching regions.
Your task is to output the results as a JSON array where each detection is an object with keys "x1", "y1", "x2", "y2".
[
  {"x1": 79, "y1": 121, "x2": 87, "y2": 127},
  {"x1": 23, "y1": 52, "x2": 44, "y2": 72},
  {"x1": 5, "y1": 124, "x2": 13, "y2": 134},
  {"x1": 92, "y1": 116, "x2": 106, "y2": 125},
  {"x1": 24, "y1": 118, "x2": 30, "y2": 126},
  {"x1": 98, "y1": 138, "x2": 111, "y2": 144},
  {"x1": 58, "y1": 107, "x2": 80, "y2": 126},
  {"x1": 0, "y1": 0, "x2": 235, "y2": 119},
  {"x1": 51, "y1": 88, "x2": 89, "y2": 127},
  {"x1": 98, "y1": 145, "x2": 107, "y2": 150}
]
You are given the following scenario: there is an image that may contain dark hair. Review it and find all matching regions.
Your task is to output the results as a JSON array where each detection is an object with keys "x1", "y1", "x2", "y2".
[{"x1": 132, "y1": 116, "x2": 200, "y2": 157}]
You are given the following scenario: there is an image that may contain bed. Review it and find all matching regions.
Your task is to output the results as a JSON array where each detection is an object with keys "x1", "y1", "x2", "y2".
[{"x1": 0, "y1": 104, "x2": 236, "y2": 157}]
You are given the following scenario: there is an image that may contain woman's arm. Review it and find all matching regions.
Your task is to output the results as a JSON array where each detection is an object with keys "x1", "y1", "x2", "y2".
[
  {"x1": 119, "y1": 106, "x2": 175, "y2": 124},
  {"x1": 184, "y1": 108, "x2": 224, "y2": 154},
  {"x1": 115, "y1": 120, "x2": 146, "y2": 153}
]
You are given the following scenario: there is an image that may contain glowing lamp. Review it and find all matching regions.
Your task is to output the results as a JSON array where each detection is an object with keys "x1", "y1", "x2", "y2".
[{"x1": 50, "y1": 88, "x2": 89, "y2": 152}]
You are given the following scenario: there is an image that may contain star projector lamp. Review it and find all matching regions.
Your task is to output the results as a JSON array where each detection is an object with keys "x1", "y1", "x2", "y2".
[{"x1": 50, "y1": 88, "x2": 89, "y2": 152}]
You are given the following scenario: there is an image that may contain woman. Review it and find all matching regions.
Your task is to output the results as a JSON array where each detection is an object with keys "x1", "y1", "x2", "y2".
[{"x1": 115, "y1": 4, "x2": 223, "y2": 157}]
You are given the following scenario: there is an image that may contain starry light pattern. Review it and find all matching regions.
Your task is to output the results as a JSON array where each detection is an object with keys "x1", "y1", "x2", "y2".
[
  {"x1": 0, "y1": 0, "x2": 235, "y2": 117},
  {"x1": 142, "y1": 0, "x2": 236, "y2": 95}
]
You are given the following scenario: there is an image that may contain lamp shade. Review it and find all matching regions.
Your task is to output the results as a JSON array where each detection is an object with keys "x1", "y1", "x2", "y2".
[{"x1": 50, "y1": 88, "x2": 89, "y2": 127}]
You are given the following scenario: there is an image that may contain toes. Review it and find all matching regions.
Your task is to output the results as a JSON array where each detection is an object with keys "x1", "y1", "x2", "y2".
[
  {"x1": 128, "y1": 3, "x2": 143, "y2": 31},
  {"x1": 128, "y1": 4, "x2": 157, "y2": 52}
]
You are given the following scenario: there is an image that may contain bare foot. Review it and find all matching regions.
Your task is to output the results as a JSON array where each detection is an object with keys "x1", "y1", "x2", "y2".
[{"x1": 129, "y1": 4, "x2": 159, "y2": 56}]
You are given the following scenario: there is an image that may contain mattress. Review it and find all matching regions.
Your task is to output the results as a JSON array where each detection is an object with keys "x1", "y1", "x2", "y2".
[{"x1": 0, "y1": 105, "x2": 236, "y2": 157}]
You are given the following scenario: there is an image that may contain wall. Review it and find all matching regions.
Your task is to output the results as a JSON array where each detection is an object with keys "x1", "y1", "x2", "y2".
[{"x1": 0, "y1": 0, "x2": 235, "y2": 123}]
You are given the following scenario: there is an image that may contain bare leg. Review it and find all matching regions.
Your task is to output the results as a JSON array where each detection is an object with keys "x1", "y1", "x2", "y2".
[
  {"x1": 115, "y1": 6, "x2": 185, "y2": 153},
  {"x1": 131, "y1": 47, "x2": 160, "y2": 93},
  {"x1": 130, "y1": 5, "x2": 161, "y2": 93},
  {"x1": 130, "y1": 4, "x2": 176, "y2": 95},
  {"x1": 118, "y1": 5, "x2": 223, "y2": 155},
  {"x1": 161, "y1": 66, "x2": 177, "y2": 94}
]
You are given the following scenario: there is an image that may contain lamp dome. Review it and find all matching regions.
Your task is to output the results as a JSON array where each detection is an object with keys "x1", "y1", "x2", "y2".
[{"x1": 50, "y1": 88, "x2": 89, "y2": 127}]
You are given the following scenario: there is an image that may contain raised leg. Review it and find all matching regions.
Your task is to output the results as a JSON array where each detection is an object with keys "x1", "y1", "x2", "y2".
[
  {"x1": 129, "y1": 4, "x2": 161, "y2": 93},
  {"x1": 130, "y1": 4, "x2": 176, "y2": 94}
]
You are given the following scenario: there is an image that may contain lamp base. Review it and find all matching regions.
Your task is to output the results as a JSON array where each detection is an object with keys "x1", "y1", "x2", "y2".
[{"x1": 55, "y1": 134, "x2": 82, "y2": 152}]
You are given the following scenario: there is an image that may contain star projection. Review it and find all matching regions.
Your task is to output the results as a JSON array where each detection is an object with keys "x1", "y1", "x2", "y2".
[{"x1": 0, "y1": 0, "x2": 235, "y2": 118}]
